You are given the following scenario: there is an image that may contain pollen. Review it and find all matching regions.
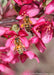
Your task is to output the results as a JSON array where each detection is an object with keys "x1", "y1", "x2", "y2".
[
  {"x1": 21, "y1": 24, "x2": 24, "y2": 28},
  {"x1": 36, "y1": 30, "x2": 39, "y2": 32}
]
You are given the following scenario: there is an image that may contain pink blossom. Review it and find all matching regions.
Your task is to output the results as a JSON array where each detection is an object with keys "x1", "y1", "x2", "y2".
[
  {"x1": 5, "y1": 35, "x2": 39, "y2": 63},
  {"x1": 11, "y1": 51, "x2": 39, "y2": 63},
  {"x1": 16, "y1": 3, "x2": 40, "y2": 32},
  {"x1": 0, "y1": 27, "x2": 9, "y2": 36},
  {"x1": 0, "y1": 64, "x2": 15, "y2": 75},
  {"x1": 14, "y1": 0, "x2": 33, "y2": 5},
  {"x1": 29, "y1": 36, "x2": 46, "y2": 53},
  {"x1": 0, "y1": 26, "x2": 28, "y2": 38},
  {"x1": 29, "y1": 36, "x2": 39, "y2": 44},
  {"x1": 32, "y1": 17, "x2": 53, "y2": 44},
  {"x1": 16, "y1": 15, "x2": 37, "y2": 29},
  {"x1": 16, "y1": 3, "x2": 39, "y2": 24},
  {"x1": 5, "y1": 36, "x2": 28, "y2": 63},
  {"x1": 18, "y1": 29, "x2": 28, "y2": 36},
  {"x1": 19, "y1": 3, "x2": 40, "y2": 17},
  {"x1": 45, "y1": 0, "x2": 54, "y2": 14},
  {"x1": 0, "y1": 47, "x2": 14, "y2": 63}
]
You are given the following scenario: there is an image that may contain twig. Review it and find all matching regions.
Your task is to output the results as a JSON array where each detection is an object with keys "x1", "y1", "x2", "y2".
[{"x1": 0, "y1": 18, "x2": 19, "y2": 27}]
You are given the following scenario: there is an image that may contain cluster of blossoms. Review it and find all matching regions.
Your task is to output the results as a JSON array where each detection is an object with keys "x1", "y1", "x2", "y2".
[{"x1": 0, "y1": 0, "x2": 54, "y2": 74}]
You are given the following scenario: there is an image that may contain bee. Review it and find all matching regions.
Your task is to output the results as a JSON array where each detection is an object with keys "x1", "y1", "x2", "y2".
[
  {"x1": 23, "y1": 16, "x2": 32, "y2": 32},
  {"x1": 15, "y1": 37, "x2": 25, "y2": 54}
]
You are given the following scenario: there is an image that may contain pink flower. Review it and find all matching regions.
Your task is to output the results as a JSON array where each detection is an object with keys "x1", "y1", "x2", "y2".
[
  {"x1": 0, "y1": 26, "x2": 28, "y2": 38},
  {"x1": 14, "y1": 0, "x2": 33, "y2": 5},
  {"x1": 5, "y1": 35, "x2": 39, "y2": 63},
  {"x1": 32, "y1": 17, "x2": 53, "y2": 44},
  {"x1": 0, "y1": 47, "x2": 14, "y2": 63},
  {"x1": 12, "y1": 51, "x2": 39, "y2": 63},
  {"x1": 45, "y1": 0, "x2": 54, "y2": 14},
  {"x1": 29, "y1": 36, "x2": 46, "y2": 53},
  {"x1": 16, "y1": 3, "x2": 40, "y2": 32},
  {"x1": 19, "y1": 3, "x2": 40, "y2": 17},
  {"x1": 0, "y1": 64, "x2": 15, "y2": 75},
  {"x1": 16, "y1": 15, "x2": 37, "y2": 31}
]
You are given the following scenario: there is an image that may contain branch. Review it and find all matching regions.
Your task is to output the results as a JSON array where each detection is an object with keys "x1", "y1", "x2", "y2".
[{"x1": 0, "y1": 18, "x2": 19, "y2": 27}]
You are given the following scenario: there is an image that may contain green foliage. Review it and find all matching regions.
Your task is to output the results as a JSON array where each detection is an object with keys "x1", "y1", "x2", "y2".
[
  {"x1": 2, "y1": 0, "x2": 7, "y2": 7},
  {"x1": 11, "y1": 24, "x2": 20, "y2": 33}
]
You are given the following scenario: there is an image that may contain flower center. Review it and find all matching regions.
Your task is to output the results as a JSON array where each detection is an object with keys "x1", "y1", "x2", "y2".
[{"x1": 15, "y1": 37, "x2": 25, "y2": 54}]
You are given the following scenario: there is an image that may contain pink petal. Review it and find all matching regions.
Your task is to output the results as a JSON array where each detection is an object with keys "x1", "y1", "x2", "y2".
[
  {"x1": 27, "y1": 8, "x2": 40, "y2": 17},
  {"x1": 3, "y1": 51, "x2": 14, "y2": 62},
  {"x1": 19, "y1": 3, "x2": 40, "y2": 17},
  {"x1": 34, "y1": 54, "x2": 40, "y2": 63},
  {"x1": 0, "y1": 64, "x2": 15, "y2": 75},
  {"x1": 30, "y1": 18, "x2": 37, "y2": 24},
  {"x1": 0, "y1": 64, "x2": 5, "y2": 72},
  {"x1": 25, "y1": 51, "x2": 34, "y2": 59},
  {"x1": 0, "y1": 47, "x2": 9, "y2": 52},
  {"x1": 6, "y1": 31, "x2": 17, "y2": 36},
  {"x1": 29, "y1": 36, "x2": 39, "y2": 44},
  {"x1": 37, "y1": 16, "x2": 45, "y2": 23},
  {"x1": 16, "y1": 15, "x2": 23, "y2": 20},
  {"x1": 14, "y1": 0, "x2": 23, "y2": 5},
  {"x1": 5, "y1": 37, "x2": 15, "y2": 48},
  {"x1": 32, "y1": 27, "x2": 41, "y2": 38},
  {"x1": 42, "y1": 26, "x2": 53, "y2": 43},
  {"x1": 0, "y1": 27, "x2": 6, "y2": 36},
  {"x1": 11, "y1": 54, "x2": 19, "y2": 64},
  {"x1": 35, "y1": 39, "x2": 46, "y2": 53},
  {"x1": 5, "y1": 38, "x2": 12, "y2": 47},
  {"x1": 45, "y1": 0, "x2": 54, "y2": 14},
  {"x1": 26, "y1": 0, "x2": 33, "y2": 4},
  {"x1": 20, "y1": 37, "x2": 29, "y2": 48},
  {"x1": 10, "y1": 43, "x2": 15, "y2": 51},
  {"x1": 14, "y1": 0, "x2": 33, "y2": 5},
  {"x1": 20, "y1": 54, "x2": 27, "y2": 63},
  {"x1": 18, "y1": 29, "x2": 28, "y2": 36}
]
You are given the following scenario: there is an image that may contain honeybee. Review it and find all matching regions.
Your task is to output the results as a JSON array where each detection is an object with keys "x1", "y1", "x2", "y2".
[
  {"x1": 23, "y1": 16, "x2": 32, "y2": 32},
  {"x1": 15, "y1": 37, "x2": 25, "y2": 54}
]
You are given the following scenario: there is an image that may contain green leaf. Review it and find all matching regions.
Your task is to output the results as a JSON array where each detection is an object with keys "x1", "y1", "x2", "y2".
[
  {"x1": 46, "y1": 0, "x2": 52, "y2": 5},
  {"x1": 11, "y1": 0, "x2": 15, "y2": 4},
  {"x1": 2, "y1": 0, "x2": 7, "y2": 7},
  {"x1": 11, "y1": 24, "x2": 20, "y2": 33}
]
